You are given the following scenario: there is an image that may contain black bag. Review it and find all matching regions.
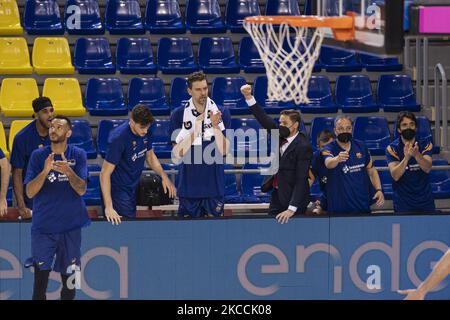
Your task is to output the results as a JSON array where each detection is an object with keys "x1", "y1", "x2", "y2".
[{"x1": 136, "y1": 173, "x2": 173, "y2": 207}]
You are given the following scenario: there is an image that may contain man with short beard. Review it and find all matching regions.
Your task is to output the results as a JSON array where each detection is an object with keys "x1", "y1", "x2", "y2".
[{"x1": 386, "y1": 111, "x2": 435, "y2": 213}]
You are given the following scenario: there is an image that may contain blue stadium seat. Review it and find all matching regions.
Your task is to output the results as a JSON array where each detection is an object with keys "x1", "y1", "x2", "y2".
[
  {"x1": 265, "y1": 0, "x2": 301, "y2": 15},
  {"x1": 373, "y1": 159, "x2": 393, "y2": 200},
  {"x1": 85, "y1": 78, "x2": 128, "y2": 116},
  {"x1": 224, "y1": 164, "x2": 241, "y2": 203},
  {"x1": 225, "y1": 0, "x2": 260, "y2": 33},
  {"x1": 198, "y1": 37, "x2": 240, "y2": 74},
  {"x1": 253, "y1": 75, "x2": 296, "y2": 114},
  {"x1": 169, "y1": 77, "x2": 190, "y2": 110},
  {"x1": 299, "y1": 75, "x2": 338, "y2": 114},
  {"x1": 145, "y1": 0, "x2": 186, "y2": 34},
  {"x1": 128, "y1": 77, "x2": 170, "y2": 116},
  {"x1": 105, "y1": 0, "x2": 145, "y2": 34},
  {"x1": 377, "y1": 75, "x2": 420, "y2": 112},
  {"x1": 185, "y1": 0, "x2": 226, "y2": 34},
  {"x1": 393, "y1": 115, "x2": 439, "y2": 154},
  {"x1": 97, "y1": 119, "x2": 127, "y2": 158},
  {"x1": 320, "y1": 46, "x2": 363, "y2": 72},
  {"x1": 149, "y1": 119, "x2": 172, "y2": 158},
  {"x1": 157, "y1": 37, "x2": 199, "y2": 74},
  {"x1": 238, "y1": 37, "x2": 265, "y2": 73},
  {"x1": 230, "y1": 118, "x2": 268, "y2": 157},
  {"x1": 69, "y1": 120, "x2": 97, "y2": 159},
  {"x1": 310, "y1": 117, "x2": 335, "y2": 151},
  {"x1": 116, "y1": 37, "x2": 157, "y2": 74},
  {"x1": 64, "y1": 0, "x2": 104, "y2": 35},
  {"x1": 241, "y1": 163, "x2": 271, "y2": 203},
  {"x1": 335, "y1": 75, "x2": 379, "y2": 113},
  {"x1": 360, "y1": 53, "x2": 403, "y2": 72},
  {"x1": 84, "y1": 164, "x2": 102, "y2": 206},
  {"x1": 430, "y1": 159, "x2": 450, "y2": 199},
  {"x1": 74, "y1": 38, "x2": 116, "y2": 74},
  {"x1": 212, "y1": 77, "x2": 248, "y2": 115},
  {"x1": 353, "y1": 116, "x2": 391, "y2": 155},
  {"x1": 24, "y1": 0, "x2": 64, "y2": 35}
]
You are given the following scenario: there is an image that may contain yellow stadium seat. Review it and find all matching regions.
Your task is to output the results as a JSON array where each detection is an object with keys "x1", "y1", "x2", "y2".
[
  {"x1": 9, "y1": 119, "x2": 32, "y2": 152},
  {"x1": 32, "y1": 38, "x2": 75, "y2": 75},
  {"x1": 0, "y1": 78, "x2": 38, "y2": 117},
  {"x1": 42, "y1": 78, "x2": 86, "y2": 116},
  {"x1": 0, "y1": 37, "x2": 32, "y2": 74},
  {"x1": 0, "y1": 122, "x2": 10, "y2": 158},
  {"x1": 0, "y1": 0, "x2": 23, "y2": 35}
]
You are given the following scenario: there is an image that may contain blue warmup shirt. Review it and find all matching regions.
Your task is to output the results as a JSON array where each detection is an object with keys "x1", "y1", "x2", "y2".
[
  {"x1": 322, "y1": 140, "x2": 373, "y2": 214},
  {"x1": 386, "y1": 138, "x2": 435, "y2": 213},
  {"x1": 0, "y1": 148, "x2": 4, "y2": 159},
  {"x1": 170, "y1": 103, "x2": 231, "y2": 198},
  {"x1": 10, "y1": 120, "x2": 51, "y2": 208},
  {"x1": 105, "y1": 122, "x2": 153, "y2": 217},
  {"x1": 24, "y1": 145, "x2": 90, "y2": 234}
]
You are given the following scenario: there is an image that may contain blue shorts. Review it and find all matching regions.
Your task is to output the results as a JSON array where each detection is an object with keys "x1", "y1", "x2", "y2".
[
  {"x1": 178, "y1": 197, "x2": 224, "y2": 218},
  {"x1": 26, "y1": 229, "x2": 82, "y2": 275}
]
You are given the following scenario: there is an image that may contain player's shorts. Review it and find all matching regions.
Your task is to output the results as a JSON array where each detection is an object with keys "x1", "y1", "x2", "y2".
[
  {"x1": 25, "y1": 228, "x2": 81, "y2": 275},
  {"x1": 178, "y1": 196, "x2": 224, "y2": 218}
]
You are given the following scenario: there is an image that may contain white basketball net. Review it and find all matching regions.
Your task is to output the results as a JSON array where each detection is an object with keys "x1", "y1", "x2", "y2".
[{"x1": 243, "y1": 21, "x2": 325, "y2": 104}]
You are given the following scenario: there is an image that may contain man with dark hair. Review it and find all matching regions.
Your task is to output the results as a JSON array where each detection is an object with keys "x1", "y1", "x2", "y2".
[
  {"x1": 170, "y1": 71, "x2": 230, "y2": 218},
  {"x1": 241, "y1": 84, "x2": 313, "y2": 224},
  {"x1": 386, "y1": 111, "x2": 434, "y2": 213},
  {"x1": 100, "y1": 104, "x2": 176, "y2": 224},
  {"x1": 10, "y1": 96, "x2": 54, "y2": 219},
  {"x1": 24, "y1": 116, "x2": 89, "y2": 300}
]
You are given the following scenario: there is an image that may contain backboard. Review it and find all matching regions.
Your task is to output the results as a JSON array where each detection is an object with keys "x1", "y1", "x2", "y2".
[{"x1": 309, "y1": 0, "x2": 405, "y2": 56}]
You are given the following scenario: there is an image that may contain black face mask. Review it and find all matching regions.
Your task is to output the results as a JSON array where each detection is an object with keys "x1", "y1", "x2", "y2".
[
  {"x1": 279, "y1": 125, "x2": 291, "y2": 139},
  {"x1": 401, "y1": 128, "x2": 416, "y2": 141},
  {"x1": 337, "y1": 132, "x2": 352, "y2": 143}
]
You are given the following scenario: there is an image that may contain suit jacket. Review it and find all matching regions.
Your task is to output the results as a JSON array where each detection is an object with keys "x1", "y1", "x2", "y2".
[{"x1": 250, "y1": 102, "x2": 313, "y2": 214}]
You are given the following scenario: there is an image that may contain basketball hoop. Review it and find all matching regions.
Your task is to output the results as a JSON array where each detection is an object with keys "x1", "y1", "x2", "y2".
[{"x1": 243, "y1": 15, "x2": 354, "y2": 104}]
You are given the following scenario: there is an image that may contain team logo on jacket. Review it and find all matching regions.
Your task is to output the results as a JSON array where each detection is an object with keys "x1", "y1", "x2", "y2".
[
  {"x1": 184, "y1": 121, "x2": 192, "y2": 130},
  {"x1": 342, "y1": 165, "x2": 350, "y2": 174},
  {"x1": 356, "y1": 152, "x2": 363, "y2": 159},
  {"x1": 47, "y1": 172, "x2": 57, "y2": 182}
]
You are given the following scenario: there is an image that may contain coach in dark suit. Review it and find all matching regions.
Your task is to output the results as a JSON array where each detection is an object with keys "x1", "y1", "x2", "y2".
[{"x1": 240, "y1": 84, "x2": 313, "y2": 224}]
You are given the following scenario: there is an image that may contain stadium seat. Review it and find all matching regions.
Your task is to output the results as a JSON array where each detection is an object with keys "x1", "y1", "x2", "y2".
[
  {"x1": 145, "y1": 0, "x2": 185, "y2": 34},
  {"x1": 253, "y1": 75, "x2": 296, "y2": 114},
  {"x1": 393, "y1": 115, "x2": 439, "y2": 154},
  {"x1": 0, "y1": 37, "x2": 32, "y2": 74},
  {"x1": 0, "y1": 0, "x2": 23, "y2": 35},
  {"x1": 149, "y1": 119, "x2": 172, "y2": 158},
  {"x1": 128, "y1": 77, "x2": 170, "y2": 116},
  {"x1": 24, "y1": 0, "x2": 64, "y2": 35},
  {"x1": 84, "y1": 164, "x2": 102, "y2": 205},
  {"x1": 320, "y1": 46, "x2": 363, "y2": 72},
  {"x1": 0, "y1": 121, "x2": 9, "y2": 158},
  {"x1": 309, "y1": 117, "x2": 335, "y2": 151},
  {"x1": 299, "y1": 75, "x2": 338, "y2": 114},
  {"x1": 224, "y1": 164, "x2": 241, "y2": 203},
  {"x1": 430, "y1": 159, "x2": 450, "y2": 199},
  {"x1": 373, "y1": 159, "x2": 393, "y2": 200},
  {"x1": 0, "y1": 78, "x2": 38, "y2": 117},
  {"x1": 211, "y1": 77, "x2": 248, "y2": 115},
  {"x1": 97, "y1": 119, "x2": 127, "y2": 158},
  {"x1": 116, "y1": 37, "x2": 157, "y2": 74},
  {"x1": 8, "y1": 120, "x2": 32, "y2": 152},
  {"x1": 335, "y1": 75, "x2": 379, "y2": 113},
  {"x1": 230, "y1": 118, "x2": 268, "y2": 157},
  {"x1": 42, "y1": 78, "x2": 86, "y2": 116},
  {"x1": 64, "y1": 0, "x2": 104, "y2": 35},
  {"x1": 74, "y1": 37, "x2": 116, "y2": 74},
  {"x1": 265, "y1": 0, "x2": 301, "y2": 15},
  {"x1": 238, "y1": 37, "x2": 265, "y2": 73},
  {"x1": 198, "y1": 37, "x2": 240, "y2": 74},
  {"x1": 241, "y1": 163, "x2": 271, "y2": 203},
  {"x1": 360, "y1": 53, "x2": 403, "y2": 72},
  {"x1": 157, "y1": 37, "x2": 198, "y2": 74},
  {"x1": 32, "y1": 37, "x2": 74, "y2": 74},
  {"x1": 85, "y1": 78, "x2": 128, "y2": 116},
  {"x1": 225, "y1": 0, "x2": 260, "y2": 33},
  {"x1": 105, "y1": 0, "x2": 145, "y2": 34},
  {"x1": 69, "y1": 119, "x2": 97, "y2": 159},
  {"x1": 377, "y1": 75, "x2": 420, "y2": 112},
  {"x1": 185, "y1": 0, "x2": 226, "y2": 34},
  {"x1": 169, "y1": 77, "x2": 190, "y2": 109},
  {"x1": 353, "y1": 116, "x2": 391, "y2": 155}
]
